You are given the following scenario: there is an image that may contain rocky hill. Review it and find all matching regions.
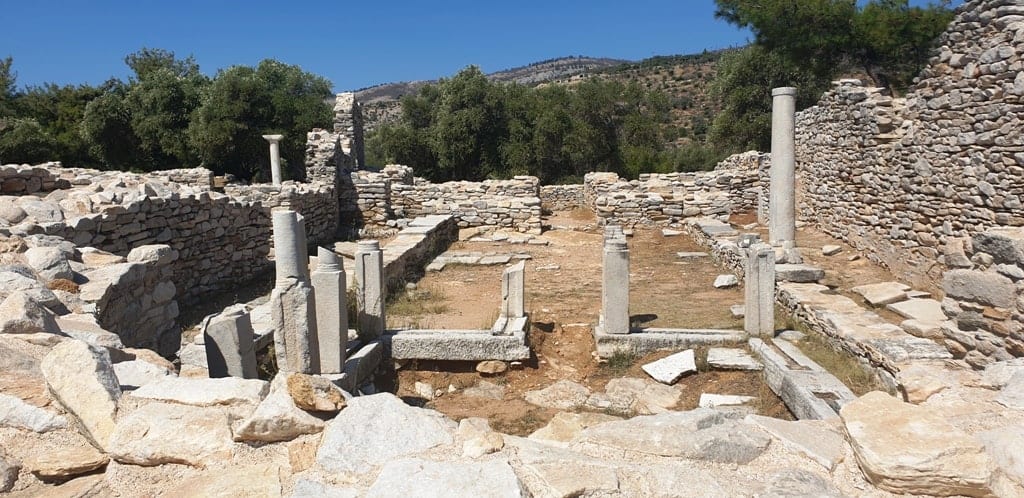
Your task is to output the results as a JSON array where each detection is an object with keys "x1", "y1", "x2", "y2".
[{"x1": 354, "y1": 51, "x2": 730, "y2": 143}]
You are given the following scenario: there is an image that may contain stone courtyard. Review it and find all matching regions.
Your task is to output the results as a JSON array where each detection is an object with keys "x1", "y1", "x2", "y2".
[{"x1": 2, "y1": 0, "x2": 1024, "y2": 496}]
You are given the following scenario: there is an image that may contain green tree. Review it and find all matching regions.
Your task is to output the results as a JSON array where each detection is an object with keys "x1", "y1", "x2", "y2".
[
  {"x1": 80, "y1": 86, "x2": 140, "y2": 170},
  {"x1": 0, "y1": 118, "x2": 59, "y2": 164},
  {"x1": 0, "y1": 56, "x2": 15, "y2": 117},
  {"x1": 852, "y1": 0, "x2": 955, "y2": 90},
  {"x1": 15, "y1": 82, "x2": 104, "y2": 166}
]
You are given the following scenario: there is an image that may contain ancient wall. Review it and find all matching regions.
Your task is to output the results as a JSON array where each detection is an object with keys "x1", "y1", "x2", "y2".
[
  {"x1": 796, "y1": 0, "x2": 1024, "y2": 290},
  {"x1": 793, "y1": 0, "x2": 1024, "y2": 362},
  {"x1": 0, "y1": 163, "x2": 67, "y2": 194},
  {"x1": 334, "y1": 92, "x2": 365, "y2": 169},
  {"x1": 583, "y1": 151, "x2": 767, "y2": 227},
  {"x1": 540, "y1": 184, "x2": 586, "y2": 212}
]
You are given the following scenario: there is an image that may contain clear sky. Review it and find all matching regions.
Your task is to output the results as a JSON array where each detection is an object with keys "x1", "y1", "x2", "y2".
[{"x1": 4, "y1": 0, "x2": 964, "y2": 93}]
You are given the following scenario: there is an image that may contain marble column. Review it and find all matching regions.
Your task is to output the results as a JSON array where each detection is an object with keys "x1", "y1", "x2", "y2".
[
  {"x1": 312, "y1": 247, "x2": 348, "y2": 374},
  {"x1": 769, "y1": 87, "x2": 797, "y2": 246},
  {"x1": 601, "y1": 237, "x2": 630, "y2": 335},
  {"x1": 744, "y1": 243, "x2": 776, "y2": 337},
  {"x1": 501, "y1": 260, "x2": 526, "y2": 319},
  {"x1": 270, "y1": 208, "x2": 320, "y2": 373},
  {"x1": 263, "y1": 134, "x2": 284, "y2": 186},
  {"x1": 356, "y1": 240, "x2": 385, "y2": 341}
]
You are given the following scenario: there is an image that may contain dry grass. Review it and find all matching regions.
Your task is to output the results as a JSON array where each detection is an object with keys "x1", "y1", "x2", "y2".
[
  {"x1": 47, "y1": 279, "x2": 79, "y2": 293},
  {"x1": 782, "y1": 317, "x2": 889, "y2": 396},
  {"x1": 388, "y1": 286, "x2": 450, "y2": 328}
]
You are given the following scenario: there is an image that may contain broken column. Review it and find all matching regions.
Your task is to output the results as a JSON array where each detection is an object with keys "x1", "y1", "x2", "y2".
[
  {"x1": 203, "y1": 304, "x2": 258, "y2": 378},
  {"x1": 600, "y1": 236, "x2": 630, "y2": 335},
  {"x1": 769, "y1": 87, "x2": 796, "y2": 247},
  {"x1": 270, "y1": 209, "x2": 320, "y2": 373},
  {"x1": 312, "y1": 247, "x2": 348, "y2": 374},
  {"x1": 356, "y1": 240, "x2": 385, "y2": 341},
  {"x1": 501, "y1": 260, "x2": 526, "y2": 317},
  {"x1": 263, "y1": 134, "x2": 284, "y2": 186},
  {"x1": 744, "y1": 243, "x2": 776, "y2": 337}
]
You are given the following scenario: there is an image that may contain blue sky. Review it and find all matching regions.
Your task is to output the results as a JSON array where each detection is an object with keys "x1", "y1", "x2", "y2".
[{"x1": 4, "y1": 0, "x2": 964, "y2": 93}]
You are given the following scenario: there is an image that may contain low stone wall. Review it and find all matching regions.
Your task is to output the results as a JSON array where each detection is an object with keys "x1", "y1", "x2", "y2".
[
  {"x1": 940, "y1": 227, "x2": 1024, "y2": 367},
  {"x1": 381, "y1": 215, "x2": 459, "y2": 289},
  {"x1": 346, "y1": 168, "x2": 543, "y2": 234},
  {"x1": 583, "y1": 151, "x2": 767, "y2": 227},
  {"x1": 0, "y1": 163, "x2": 67, "y2": 194},
  {"x1": 540, "y1": 184, "x2": 585, "y2": 211}
]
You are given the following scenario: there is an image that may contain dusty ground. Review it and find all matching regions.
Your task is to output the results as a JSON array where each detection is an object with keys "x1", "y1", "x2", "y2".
[{"x1": 391, "y1": 210, "x2": 784, "y2": 435}]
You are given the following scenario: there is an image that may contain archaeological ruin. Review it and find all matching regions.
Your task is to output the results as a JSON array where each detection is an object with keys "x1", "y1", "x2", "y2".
[{"x1": 1, "y1": 0, "x2": 1024, "y2": 496}]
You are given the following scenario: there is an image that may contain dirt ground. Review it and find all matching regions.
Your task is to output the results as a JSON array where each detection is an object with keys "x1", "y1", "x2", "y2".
[{"x1": 391, "y1": 210, "x2": 787, "y2": 435}]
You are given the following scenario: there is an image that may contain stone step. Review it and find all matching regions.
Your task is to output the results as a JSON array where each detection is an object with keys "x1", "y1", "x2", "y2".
[{"x1": 749, "y1": 337, "x2": 857, "y2": 420}]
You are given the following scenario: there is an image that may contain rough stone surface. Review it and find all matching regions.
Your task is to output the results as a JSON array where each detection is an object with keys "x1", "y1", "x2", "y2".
[
  {"x1": 112, "y1": 359, "x2": 173, "y2": 389},
  {"x1": 573, "y1": 408, "x2": 725, "y2": 456},
  {"x1": 840, "y1": 391, "x2": 993, "y2": 497},
  {"x1": 0, "y1": 291, "x2": 60, "y2": 335},
  {"x1": 286, "y1": 372, "x2": 346, "y2": 412},
  {"x1": 995, "y1": 371, "x2": 1024, "y2": 410},
  {"x1": 27, "y1": 446, "x2": 108, "y2": 480},
  {"x1": 640, "y1": 349, "x2": 696, "y2": 384},
  {"x1": 233, "y1": 374, "x2": 325, "y2": 443},
  {"x1": 108, "y1": 402, "x2": 234, "y2": 467},
  {"x1": 291, "y1": 479, "x2": 358, "y2": 498},
  {"x1": 978, "y1": 424, "x2": 1024, "y2": 491},
  {"x1": 761, "y1": 469, "x2": 846, "y2": 498},
  {"x1": 40, "y1": 340, "x2": 121, "y2": 449},
  {"x1": 163, "y1": 464, "x2": 282, "y2": 498},
  {"x1": 317, "y1": 393, "x2": 455, "y2": 473},
  {"x1": 524, "y1": 379, "x2": 591, "y2": 410},
  {"x1": 529, "y1": 411, "x2": 621, "y2": 443},
  {"x1": 129, "y1": 376, "x2": 268, "y2": 408},
  {"x1": 0, "y1": 392, "x2": 67, "y2": 432},
  {"x1": 851, "y1": 282, "x2": 910, "y2": 306},
  {"x1": 698, "y1": 393, "x2": 755, "y2": 408},
  {"x1": 25, "y1": 246, "x2": 74, "y2": 281},
  {"x1": 0, "y1": 451, "x2": 19, "y2": 493},
  {"x1": 707, "y1": 348, "x2": 762, "y2": 371},
  {"x1": 365, "y1": 458, "x2": 524, "y2": 498},
  {"x1": 713, "y1": 274, "x2": 739, "y2": 288},
  {"x1": 774, "y1": 264, "x2": 824, "y2": 283},
  {"x1": 746, "y1": 415, "x2": 846, "y2": 470}
]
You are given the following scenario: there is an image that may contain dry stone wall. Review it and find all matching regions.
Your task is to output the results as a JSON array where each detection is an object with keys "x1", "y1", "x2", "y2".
[
  {"x1": 796, "y1": 0, "x2": 1024, "y2": 290},
  {"x1": 583, "y1": 151, "x2": 767, "y2": 227},
  {"x1": 0, "y1": 163, "x2": 67, "y2": 194},
  {"x1": 794, "y1": 0, "x2": 1024, "y2": 362},
  {"x1": 539, "y1": 184, "x2": 585, "y2": 212}
]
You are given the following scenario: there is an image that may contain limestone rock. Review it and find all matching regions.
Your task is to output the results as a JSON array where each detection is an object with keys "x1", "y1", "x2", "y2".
[
  {"x1": 414, "y1": 381, "x2": 435, "y2": 400},
  {"x1": 699, "y1": 393, "x2": 755, "y2": 408},
  {"x1": 775, "y1": 264, "x2": 824, "y2": 283},
  {"x1": 463, "y1": 380, "x2": 505, "y2": 400},
  {"x1": 233, "y1": 373, "x2": 325, "y2": 443},
  {"x1": 0, "y1": 291, "x2": 60, "y2": 335},
  {"x1": 887, "y1": 298, "x2": 946, "y2": 323},
  {"x1": 510, "y1": 437, "x2": 621, "y2": 497},
  {"x1": 55, "y1": 314, "x2": 122, "y2": 348},
  {"x1": 524, "y1": 379, "x2": 591, "y2": 410},
  {"x1": 761, "y1": 469, "x2": 846, "y2": 498},
  {"x1": 286, "y1": 372, "x2": 346, "y2": 412},
  {"x1": 821, "y1": 245, "x2": 842, "y2": 256},
  {"x1": 163, "y1": 464, "x2": 282, "y2": 498},
  {"x1": 529, "y1": 411, "x2": 621, "y2": 443},
  {"x1": 0, "y1": 271, "x2": 60, "y2": 308},
  {"x1": 25, "y1": 246, "x2": 73, "y2": 282},
  {"x1": 40, "y1": 340, "x2": 120, "y2": 449},
  {"x1": 291, "y1": 479, "x2": 358, "y2": 498},
  {"x1": 113, "y1": 359, "x2": 173, "y2": 389},
  {"x1": 746, "y1": 415, "x2": 845, "y2": 470},
  {"x1": 943, "y1": 269, "x2": 1016, "y2": 308},
  {"x1": 476, "y1": 360, "x2": 507, "y2": 375},
  {"x1": 713, "y1": 274, "x2": 739, "y2": 288},
  {"x1": 573, "y1": 408, "x2": 725, "y2": 456},
  {"x1": 641, "y1": 349, "x2": 696, "y2": 384},
  {"x1": 840, "y1": 391, "x2": 993, "y2": 496},
  {"x1": 707, "y1": 347, "x2": 762, "y2": 370},
  {"x1": 0, "y1": 393, "x2": 67, "y2": 432},
  {"x1": 365, "y1": 458, "x2": 525, "y2": 498},
  {"x1": 600, "y1": 377, "x2": 681, "y2": 415},
  {"x1": 108, "y1": 402, "x2": 234, "y2": 467},
  {"x1": 677, "y1": 422, "x2": 771, "y2": 464},
  {"x1": 27, "y1": 446, "x2": 108, "y2": 480},
  {"x1": 851, "y1": 281, "x2": 910, "y2": 306},
  {"x1": 126, "y1": 244, "x2": 177, "y2": 266},
  {"x1": 995, "y1": 371, "x2": 1024, "y2": 410},
  {"x1": 317, "y1": 393, "x2": 455, "y2": 473},
  {"x1": 982, "y1": 358, "x2": 1024, "y2": 388},
  {"x1": 978, "y1": 425, "x2": 1024, "y2": 490},
  {"x1": 129, "y1": 376, "x2": 268, "y2": 408}
]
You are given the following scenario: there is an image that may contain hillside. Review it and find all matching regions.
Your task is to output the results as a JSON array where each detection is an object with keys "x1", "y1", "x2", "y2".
[{"x1": 355, "y1": 51, "x2": 730, "y2": 144}]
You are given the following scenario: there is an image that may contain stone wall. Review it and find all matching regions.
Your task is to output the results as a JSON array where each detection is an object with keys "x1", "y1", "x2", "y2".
[
  {"x1": 540, "y1": 184, "x2": 585, "y2": 212},
  {"x1": 0, "y1": 163, "x2": 67, "y2": 194},
  {"x1": 795, "y1": 0, "x2": 1024, "y2": 291},
  {"x1": 583, "y1": 151, "x2": 767, "y2": 227},
  {"x1": 345, "y1": 167, "x2": 543, "y2": 234},
  {"x1": 334, "y1": 92, "x2": 365, "y2": 169}
]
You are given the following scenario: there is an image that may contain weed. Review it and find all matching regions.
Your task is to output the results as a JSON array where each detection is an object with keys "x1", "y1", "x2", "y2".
[
  {"x1": 780, "y1": 314, "x2": 889, "y2": 396},
  {"x1": 604, "y1": 349, "x2": 638, "y2": 373}
]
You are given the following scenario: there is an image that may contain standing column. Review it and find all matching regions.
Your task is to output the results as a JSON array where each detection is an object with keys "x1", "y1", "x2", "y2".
[
  {"x1": 312, "y1": 247, "x2": 348, "y2": 374},
  {"x1": 769, "y1": 87, "x2": 797, "y2": 246},
  {"x1": 600, "y1": 238, "x2": 630, "y2": 335},
  {"x1": 744, "y1": 243, "x2": 776, "y2": 337},
  {"x1": 270, "y1": 209, "x2": 320, "y2": 373},
  {"x1": 263, "y1": 134, "x2": 284, "y2": 186},
  {"x1": 501, "y1": 261, "x2": 526, "y2": 319},
  {"x1": 356, "y1": 240, "x2": 385, "y2": 341}
]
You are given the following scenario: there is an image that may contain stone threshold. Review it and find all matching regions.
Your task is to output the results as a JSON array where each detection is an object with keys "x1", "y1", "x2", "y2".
[
  {"x1": 593, "y1": 327, "x2": 747, "y2": 358},
  {"x1": 750, "y1": 337, "x2": 857, "y2": 420},
  {"x1": 383, "y1": 328, "x2": 530, "y2": 361}
]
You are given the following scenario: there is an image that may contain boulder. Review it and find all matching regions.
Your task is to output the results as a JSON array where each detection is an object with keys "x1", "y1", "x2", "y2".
[
  {"x1": 27, "y1": 446, "x2": 108, "y2": 480},
  {"x1": 840, "y1": 391, "x2": 993, "y2": 497},
  {"x1": 233, "y1": 374, "x2": 325, "y2": 443},
  {"x1": 0, "y1": 291, "x2": 60, "y2": 335},
  {"x1": 713, "y1": 274, "x2": 739, "y2": 288},
  {"x1": 128, "y1": 376, "x2": 268, "y2": 409},
  {"x1": 598, "y1": 377, "x2": 681, "y2": 415},
  {"x1": 126, "y1": 244, "x2": 177, "y2": 266},
  {"x1": 365, "y1": 458, "x2": 525, "y2": 498},
  {"x1": 943, "y1": 269, "x2": 1016, "y2": 308},
  {"x1": 0, "y1": 393, "x2": 67, "y2": 432},
  {"x1": 524, "y1": 379, "x2": 591, "y2": 410},
  {"x1": 286, "y1": 372, "x2": 346, "y2": 412},
  {"x1": 317, "y1": 393, "x2": 455, "y2": 473},
  {"x1": 40, "y1": 340, "x2": 120, "y2": 449},
  {"x1": 573, "y1": 408, "x2": 725, "y2": 456},
  {"x1": 108, "y1": 402, "x2": 234, "y2": 467},
  {"x1": 0, "y1": 271, "x2": 60, "y2": 309},
  {"x1": 55, "y1": 314, "x2": 122, "y2": 349},
  {"x1": 25, "y1": 246, "x2": 73, "y2": 281},
  {"x1": 113, "y1": 360, "x2": 173, "y2": 390},
  {"x1": 0, "y1": 450, "x2": 19, "y2": 493}
]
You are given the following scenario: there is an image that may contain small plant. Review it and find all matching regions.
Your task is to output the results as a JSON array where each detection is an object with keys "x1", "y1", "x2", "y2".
[{"x1": 604, "y1": 349, "x2": 638, "y2": 373}]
